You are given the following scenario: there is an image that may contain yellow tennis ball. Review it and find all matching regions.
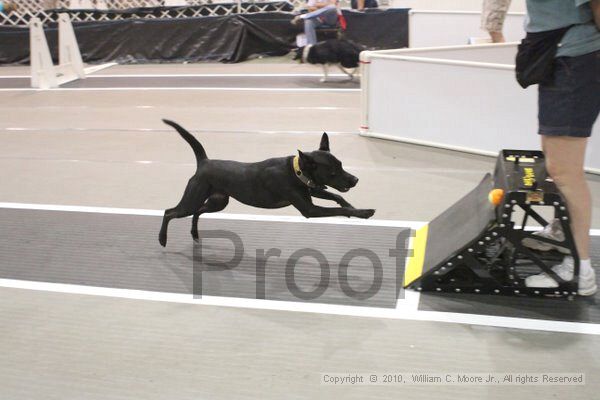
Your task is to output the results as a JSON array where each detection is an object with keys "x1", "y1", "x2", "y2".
[{"x1": 488, "y1": 189, "x2": 504, "y2": 206}]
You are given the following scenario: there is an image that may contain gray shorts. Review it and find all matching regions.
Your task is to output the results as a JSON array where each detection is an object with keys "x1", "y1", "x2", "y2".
[{"x1": 538, "y1": 50, "x2": 600, "y2": 138}]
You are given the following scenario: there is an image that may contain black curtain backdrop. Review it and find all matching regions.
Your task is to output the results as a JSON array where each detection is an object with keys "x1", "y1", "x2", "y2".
[
  {"x1": 0, "y1": 8, "x2": 409, "y2": 65},
  {"x1": 343, "y1": 8, "x2": 408, "y2": 50}
]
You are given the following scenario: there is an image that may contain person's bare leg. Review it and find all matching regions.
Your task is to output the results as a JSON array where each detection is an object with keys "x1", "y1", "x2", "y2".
[
  {"x1": 489, "y1": 31, "x2": 506, "y2": 43},
  {"x1": 481, "y1": 0, "x2": 511, "y2": 43},
  {"x1": 542, "y1": 135, "x2": 591, "y2": 259}
]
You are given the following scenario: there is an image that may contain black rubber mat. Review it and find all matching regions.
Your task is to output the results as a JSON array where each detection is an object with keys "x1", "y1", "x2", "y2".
[
  {"x1": 0, "y1": 208, "x2": 407, "y2": 308},
  {"x1": 0, "y1": 76, "x2": 360, "y2": 90},
  {"x1": 1, "y1": 207, "x2": 598, "y2": 323}
]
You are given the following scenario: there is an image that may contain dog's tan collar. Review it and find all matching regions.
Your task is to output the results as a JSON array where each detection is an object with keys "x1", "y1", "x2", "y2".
[{"x1": 293, "y1": 155, "x2": 318, "y2": 188}]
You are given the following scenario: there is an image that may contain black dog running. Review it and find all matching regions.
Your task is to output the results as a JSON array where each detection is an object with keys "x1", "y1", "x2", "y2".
[{"x1": 159, "y1": 119, "x2": 375, "y2": 247}]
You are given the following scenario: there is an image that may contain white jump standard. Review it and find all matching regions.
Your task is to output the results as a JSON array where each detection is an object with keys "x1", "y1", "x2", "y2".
[{"x1": 29, "y1": 14, "x2": 85, "y2": 89}]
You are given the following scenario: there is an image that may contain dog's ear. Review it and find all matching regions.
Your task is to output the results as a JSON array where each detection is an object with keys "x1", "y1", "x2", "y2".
[
  {"x1": 297, "y1": 150, "x2": 315, "y2": 170},
  {"x1": 319, "y1": 132, "x2": 330, "y2": 152}
]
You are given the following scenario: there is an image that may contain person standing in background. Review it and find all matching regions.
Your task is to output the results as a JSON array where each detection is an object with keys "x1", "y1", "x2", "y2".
[
  {"x1": 481, "y1": 0, "x2": 512, "y2": 43},
  {"x1": 0, "y1": 1, "x2": 17, "y2": 14}
]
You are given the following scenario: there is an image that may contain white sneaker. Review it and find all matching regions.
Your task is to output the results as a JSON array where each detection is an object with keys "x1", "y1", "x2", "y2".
[
  {"x1": 525, "y1": 256, "x2": 598, "y2": 296},
  {"x1": 522, "y1": 219, "x2": 570, "y2": 254}
]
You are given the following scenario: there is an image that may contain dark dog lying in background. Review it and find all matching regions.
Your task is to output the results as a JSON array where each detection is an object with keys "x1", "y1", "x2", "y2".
[
  {"x1": 294, "y1": 39, "x2": 362, "y2": 82},
  {"x1": 159, "y1": 120, "x2": 375, "y2": 247}
]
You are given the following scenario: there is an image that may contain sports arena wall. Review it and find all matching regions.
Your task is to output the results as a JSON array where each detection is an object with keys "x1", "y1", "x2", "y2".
[{"x1": 360, "y1": 43, "x2": 600, "y2": 174}]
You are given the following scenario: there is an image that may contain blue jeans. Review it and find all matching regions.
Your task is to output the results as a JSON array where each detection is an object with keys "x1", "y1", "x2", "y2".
[{"x1": 301, "y1": 5, "x2": 338, "y2": 45}]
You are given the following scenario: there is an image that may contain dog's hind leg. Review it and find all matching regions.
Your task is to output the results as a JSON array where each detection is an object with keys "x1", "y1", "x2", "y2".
[
  {"x1": 159, "y1": 207, "x2": 183, "y2": 247},
  {"x1": 159, "y1": 177, "x2": 211, "y2": 247},
  {"x1": 191, "y1": 193, "x2": 230, "y2": 241},
  {"x1": 191, "y1": 213, "x2": 200, "y2": 242},
  {"x1": 320, "y1": 65, "x2": 329, "y2": 82}
]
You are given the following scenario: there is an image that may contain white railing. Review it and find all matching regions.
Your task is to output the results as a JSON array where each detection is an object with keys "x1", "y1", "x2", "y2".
[
  {"x1": 3, "y1": 0, "x2": 306, "y2": 11},
  {"x1": 359, "y1": 43, "x2": 600, "y2": 174},
  {"x1": 0, "y1": 0, "x2": 302, "y2": 25}
]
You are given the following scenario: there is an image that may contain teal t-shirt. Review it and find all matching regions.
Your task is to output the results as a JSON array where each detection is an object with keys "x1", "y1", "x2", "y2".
[{"x1": 525, "y1": 0, "x2": 600, "y2": 57}]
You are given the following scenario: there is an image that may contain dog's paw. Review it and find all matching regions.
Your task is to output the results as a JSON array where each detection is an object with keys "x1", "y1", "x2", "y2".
[
  {"x1": 191, "y1": 231, "x2": 199, "y2": 242},
  {"x1": 354, "y1": 209, "x2": 375, "y2": 219}
]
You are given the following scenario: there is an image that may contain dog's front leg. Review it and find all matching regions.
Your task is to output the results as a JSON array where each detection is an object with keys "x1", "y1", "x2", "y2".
[
  {"x1": 337, "y1": 65, "x2": 356, "y2": 81},
  {"x1": 302, "y1": 204, "x2": 374, "y2": 219},
  {"x1": 310, "y1": 187, "x2": 354, "y2": 208},
  {"x1": 289, "y1": 192, "x2": 373, "y2": 219}
]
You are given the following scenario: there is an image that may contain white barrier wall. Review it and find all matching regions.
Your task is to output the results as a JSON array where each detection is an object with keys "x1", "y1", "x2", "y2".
[
  {"x1": 364, "y1": 44, "x2": 518, "y2": 63},
  {"x1": 409, "y1": 11, "x2": 526, "y2": 47},
  {"x1": 360, "y1": 43, "x2": 600, "y2": 173}
]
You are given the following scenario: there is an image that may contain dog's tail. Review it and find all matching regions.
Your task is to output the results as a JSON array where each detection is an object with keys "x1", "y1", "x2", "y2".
[{"x1": 162, "y1": 119, "x2": 208, "y2": 166}]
